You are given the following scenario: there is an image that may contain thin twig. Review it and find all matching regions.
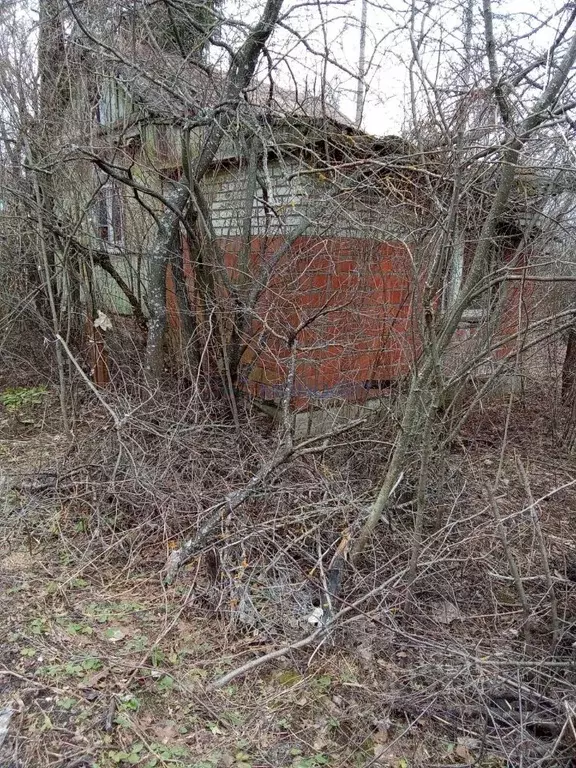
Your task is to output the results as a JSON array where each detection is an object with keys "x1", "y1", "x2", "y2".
[
  {"x1": 164, "y1": 416, "x2": 367, "y2": 582},
  {"x1": 211, "y1": 567, "x2": 406, "y2": 688},
  {"x1": 515, "y1": 453, "x2": 560, "y2": 644},
  {"x1": 56, "y1": 333, "x2": 122, "y2": 429},
  {"x1": 485, "y1": 481, "x2": 532, "y2": 641}
]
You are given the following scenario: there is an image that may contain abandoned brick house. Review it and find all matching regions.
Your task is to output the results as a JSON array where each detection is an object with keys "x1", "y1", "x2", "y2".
[{"x1": 78, "y1": 43, "x2": 533, "y2": 407}]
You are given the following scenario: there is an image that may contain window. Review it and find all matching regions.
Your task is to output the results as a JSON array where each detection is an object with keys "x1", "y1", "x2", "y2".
[
  {"x1": 156, "y1": 125, "x2": 172, "y2": 165},
  {"x1": 95, "y1": 99, "x2": 107, "y2": 125},
  {"x1": 95, "y1": 182, "x2": 123, "y2": 246},
  {"x1": 96, "y1": 85, "x2": 115, "y2": 125},
  {"x1": 95, "y1": 79, "x2": 124, "y2": 126}
]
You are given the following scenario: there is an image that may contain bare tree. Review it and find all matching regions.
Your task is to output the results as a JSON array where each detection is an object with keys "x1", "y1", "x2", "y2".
[
  {"x1": 351, "y1": 0, "x2": 576, "y2": 558},
  {"x1": 3, "y1": 0, "x2": 576, "y2": 560}
]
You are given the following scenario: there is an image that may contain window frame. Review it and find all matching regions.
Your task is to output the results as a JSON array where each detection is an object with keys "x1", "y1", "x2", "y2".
[{"x1": 94, "y1": 180, "x2": 124, "y2": 248}]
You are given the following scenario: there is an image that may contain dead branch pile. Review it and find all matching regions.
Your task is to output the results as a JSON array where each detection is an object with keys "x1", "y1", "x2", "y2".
[{"x1": 6, "y1": 384, "x2": 576, "y2": 766}]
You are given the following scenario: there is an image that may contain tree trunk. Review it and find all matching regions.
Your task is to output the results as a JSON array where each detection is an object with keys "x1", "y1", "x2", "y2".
[
  {"x1": 143, "y1": 0, "x2": 285, "y2": 378},
  {"x1": 36, "y1": 0, "x2": 70, "y2": 315},
  {"x1": 145, "y1": 188, "x2": 187, "y2": 379},
  {"x1": 562, "y1": 324, "x2": 576, "y2": 404}
]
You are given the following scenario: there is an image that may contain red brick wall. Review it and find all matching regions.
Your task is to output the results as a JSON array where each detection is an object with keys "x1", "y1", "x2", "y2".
[
  {"x1": 167, "y1": 235, "x2": 529, "y2": 407},
  {"x1": 218, "y1": 236, "x2": 417, "y2": 407}
]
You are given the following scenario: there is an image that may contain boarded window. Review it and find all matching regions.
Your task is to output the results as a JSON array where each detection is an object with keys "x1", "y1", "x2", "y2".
[
  {"x1": 96, "y1": 82, "x2": 115, "y2": 125},
  {"x1": 95, "y1": 182, "x2": 123, "y2": 245},
  {"x1": 95, "y1": 80, "x2": 126, "y2": 125},
  {"x1": 156, "y1": 125, "x2": 172, "y2": 164}
]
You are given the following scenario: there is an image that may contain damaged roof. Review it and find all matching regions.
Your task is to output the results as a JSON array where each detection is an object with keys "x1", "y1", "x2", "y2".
[{"x1": 96, "y1": 42, "x2": 354, "y2": 129}]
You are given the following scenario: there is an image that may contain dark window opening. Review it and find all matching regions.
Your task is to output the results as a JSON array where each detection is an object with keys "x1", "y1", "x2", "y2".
[
  {"x1": 95, "y1": 182, "x2": 123, "y2": 246},
  {"x1": 364, "y1": 379, "x2": 394, "y2": 391}
]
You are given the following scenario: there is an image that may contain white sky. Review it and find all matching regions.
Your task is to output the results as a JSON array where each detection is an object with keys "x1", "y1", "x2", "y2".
[
  {"x1": 222, "y1": 0, "x2": 571, "y2": 137},
  {"x1": 1, "y1": 0, "x2": 570, "y2": 140}
]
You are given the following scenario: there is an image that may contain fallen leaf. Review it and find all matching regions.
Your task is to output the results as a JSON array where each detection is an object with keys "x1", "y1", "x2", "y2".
[
  {"x1": 373, "y1": 727, "x2": 389, "y2": 745},
  {"x1": 81, "y1": 689, "x2": 98, "y2": 701},
  {"x1": 457, "y1": 736, "x2": 480, "y2": 749},
  {"x1": 374, "y1": 743, "x2": 389, "y2": 759},
  {"x1": 80, "y1": 669, "x2": 109, "y2": 689},
  {"x1": 455, "y1": 743, "x2": 472, "y2": 761},
  {"x1": 358, "y1": 645, "x2": 373, "y2": 661},
  {"x1": 152, "y1": 723, "x2": 178, "y2": 743},
  {"x1": 313, "y1": 735, "x2": 328, "y2": 751},
  {"x1": 431, "y1": 599, "x2": 461, "y2": 625}
]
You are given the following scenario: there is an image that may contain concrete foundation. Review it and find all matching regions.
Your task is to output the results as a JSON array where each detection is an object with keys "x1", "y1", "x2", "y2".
[{"x1": 256, "y1": 396, "x2": 391, "y2": 439}]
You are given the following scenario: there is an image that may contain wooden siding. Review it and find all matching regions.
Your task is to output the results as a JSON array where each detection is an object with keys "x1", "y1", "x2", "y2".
[
  {"x1": 203, "y1": 155, "x2": 415, "y2": 241},
  {"x1": 203, "y1": 159, "x2": 307, "y2": 238},
  {"x1": 97, "y1": 78, "x2": 133, "y2": 126}
]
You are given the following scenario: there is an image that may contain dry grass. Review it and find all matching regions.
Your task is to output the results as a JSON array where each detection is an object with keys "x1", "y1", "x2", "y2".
[{"x1": 0, "y1": 377, "x2": 575, "y2": 768}]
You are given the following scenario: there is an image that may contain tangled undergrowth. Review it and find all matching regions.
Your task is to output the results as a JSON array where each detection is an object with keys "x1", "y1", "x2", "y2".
[{"x1": 1, "y1": 380, "x2": 575, "y2": 768}]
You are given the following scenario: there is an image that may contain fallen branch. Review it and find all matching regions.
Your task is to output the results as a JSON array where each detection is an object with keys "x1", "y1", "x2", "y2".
[
  {"x1": 164, "y1": 417, "x2": 367, "y2": 583},
  {"x1": 0, "y1": 668, "x2": 87, "y2": 698},
  {"x1": 211, "y1": 626, "x2": 326, "y2": 689},
  {"x1": 56, "y1": 333, "x2": 123, "y2": 429},
  {"x1": 485, "y1": 480, "x2": 532, "y2": 642},
  {"x1": 210, "y1": 567, "x2": 406, "y2": 688}
]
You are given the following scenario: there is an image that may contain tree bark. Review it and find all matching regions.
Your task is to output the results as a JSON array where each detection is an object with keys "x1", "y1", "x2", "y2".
[
  {"x1": 562, "y1": 324, "x2": 576, "y2": 404},
  {"x1": 352, "y1": 24, "x2": 576, "y2": 559},
  {"x1": 143, "y1": 0, "x2": 285, "y2": 378},
  {"x1": 34, "y1": 0, "x2": 71, "y2": 318},
  {"x1": 145, "y1": 192, "x2": 186, "y2": 379}
]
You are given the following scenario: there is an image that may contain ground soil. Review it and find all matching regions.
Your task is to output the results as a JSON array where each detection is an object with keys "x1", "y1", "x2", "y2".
[{"x1": 1, "y1": 385, "x2": 575, "y2": 768}]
